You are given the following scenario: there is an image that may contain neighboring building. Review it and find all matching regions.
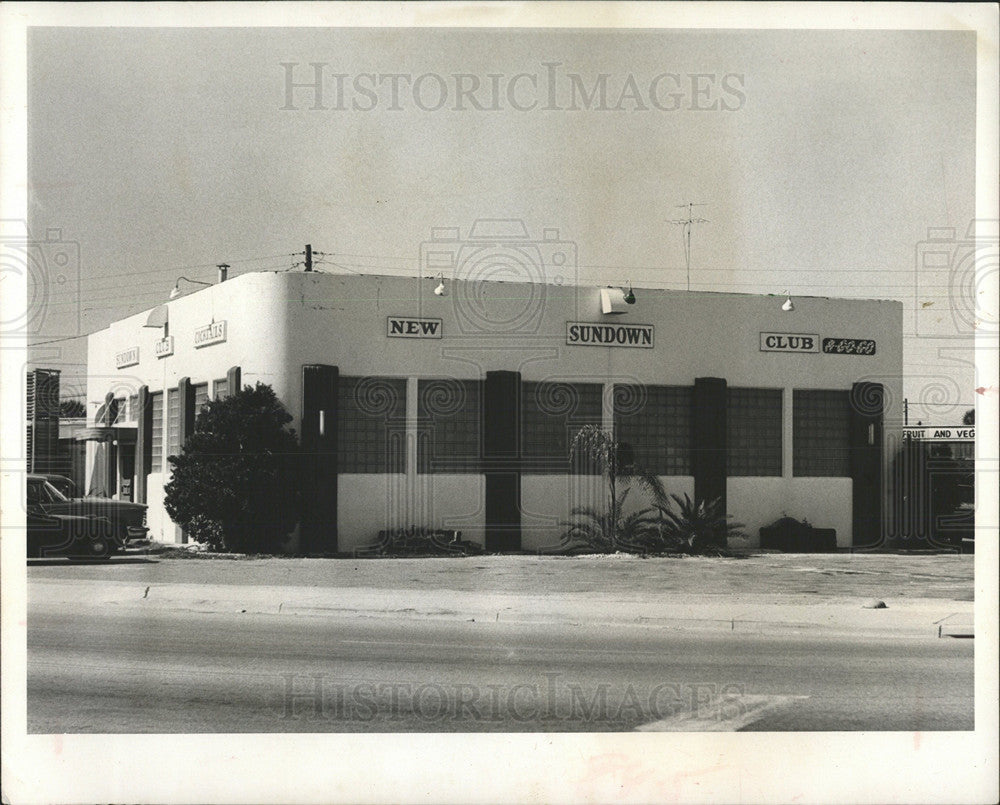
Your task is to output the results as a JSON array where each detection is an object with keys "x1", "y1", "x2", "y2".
[
  {"x1": 892, "y1": 425, "x2": 975, "y2": 550},
  {"x1": 26, "y1": 368, "x2": 61, "y2": 474},
  {"x1": 85, "y1": 267, "x2": 903, "y2": 552}
]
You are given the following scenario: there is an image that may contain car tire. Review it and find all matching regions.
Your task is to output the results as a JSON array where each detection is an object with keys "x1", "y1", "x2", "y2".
[{"x1": 70, "y1": 535, "x2": 113, "y2": 561}]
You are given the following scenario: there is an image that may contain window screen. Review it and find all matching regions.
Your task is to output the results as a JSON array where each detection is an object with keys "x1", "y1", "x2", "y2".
[
  {"x1": 128, "y1": 394, "x2": 138, "y2": 423},
  {"x1": 193, "y1": 383, "x2": 209, "y2": 417},
  {"x1": 337, "y1": 376, "x2": 406, "y2": 473},
  {"x1": 727, "y1": 388, "x2": 782, "y2": 476},
  {"x1": 417, "y1": 379, "x2": 481, "y2": 474},
  {"x1": 522, "y1": 381, "x2": 603, "y2": 474},
  {"x1": 166, "y1": 388, "x2": 180, "y2": 460},
  {"x1": 793, "y1": 389, "x2": 851, "y2": 477},
  {"x1": 213, "y1": 378, "x2": 228, "y2": 400},
  {"x1": 613, "y1": 384, "x2": 692, "y2": 475},
  {"x1": 150, "y1": 391, "x2": 163, "y2": 471}
]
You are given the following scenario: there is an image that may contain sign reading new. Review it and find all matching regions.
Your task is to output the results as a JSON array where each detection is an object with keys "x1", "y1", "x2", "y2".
[
  {"x1": 115, "y1": 346, "x2": 140, "y2": 369},
  {"x1": 567, "y1": 322, "x2": 654, "y2": 348},
  {"x1": 759, "y1": 332, "x2": 819, "y2": 353},
  {"x1": 387, "y1": 317, "x2": 442, "y2": 339},
  {"x1": 194, "y1": 320, "x2": 227, "y2": 348}
]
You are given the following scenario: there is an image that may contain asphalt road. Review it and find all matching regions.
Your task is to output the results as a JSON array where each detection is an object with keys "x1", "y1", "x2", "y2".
[{"x1": 28, "y1": 605, "x2": 974, "y2": 733}]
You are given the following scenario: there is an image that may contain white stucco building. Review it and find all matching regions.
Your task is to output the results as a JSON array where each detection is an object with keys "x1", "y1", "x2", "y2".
[{"x1": 85, "y1": 264, "x2": 903, "y2": 553}]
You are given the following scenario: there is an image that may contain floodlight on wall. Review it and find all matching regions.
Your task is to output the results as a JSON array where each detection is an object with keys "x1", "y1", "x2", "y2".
[
  {"x1": 600, "y1": 287, "x2": 633, "y2": 314},
  {"x1": 169, "y1": 276, "x2": 212, "y2": 299},
  {"x1": 433, "y1": 274, "x2": 448, "y2": 296},
  {"x1": 781, "y1": 291, "x2": 795, "y2": 312}
]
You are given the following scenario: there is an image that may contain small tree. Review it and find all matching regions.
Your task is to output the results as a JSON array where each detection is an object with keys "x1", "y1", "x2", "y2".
[
  {"x1": 561, "y1": 424, "x2": 666, "y2": 553},
  {"x1": 963, "y1": 408, "x2": 974, "y2": 426},
  {"x1": 60, "y1": 399, "x2": 85, "y2": 418},
  {"x1": 164, "y1": 383, "x2": 300, "y2": 553}
]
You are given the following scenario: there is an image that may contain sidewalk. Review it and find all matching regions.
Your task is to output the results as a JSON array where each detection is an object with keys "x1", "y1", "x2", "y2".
[{"x1": 28, "y1": 575, "x2": 973, "y2": 639}]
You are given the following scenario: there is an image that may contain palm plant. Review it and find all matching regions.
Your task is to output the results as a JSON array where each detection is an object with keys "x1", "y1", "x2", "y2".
[
  {"x1": 559, "y1": 425, "x2": 667, "y2": 553},
  {"x1": 654, "y1": 493, "x2": 747, "y2": 555}
]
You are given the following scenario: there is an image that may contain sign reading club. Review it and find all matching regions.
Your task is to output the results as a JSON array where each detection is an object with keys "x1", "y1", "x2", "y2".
[
  {"x1": 567, "y1": 322, "x2": 654, "y2": 348},
  {"x1": 759, "y1": 332, "x2": 819, "y2": 353}
]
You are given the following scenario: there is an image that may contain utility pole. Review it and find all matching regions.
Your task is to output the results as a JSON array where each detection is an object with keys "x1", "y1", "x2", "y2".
[
  {"x1": 304, "y1": 244, "x2": 313, "y2": 272},
  {"x1": 669, "y1": 203, "x2": 709, "y2": 291}
]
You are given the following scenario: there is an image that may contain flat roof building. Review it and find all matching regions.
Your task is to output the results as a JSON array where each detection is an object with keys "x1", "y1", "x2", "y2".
[{"x1": 85, "y1": 267, "x2": 903, "y2": 552}]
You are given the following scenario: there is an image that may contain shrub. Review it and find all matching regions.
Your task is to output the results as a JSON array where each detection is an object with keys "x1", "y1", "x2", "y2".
[
  {"x1": 164, "y1": 383, "x2": 301, "y2": 553},
  {"x1": 654, "y1": 494, "x2": 746, "y2": 555}
]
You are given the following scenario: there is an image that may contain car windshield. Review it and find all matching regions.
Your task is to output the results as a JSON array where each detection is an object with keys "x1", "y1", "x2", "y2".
[
  {"x1": 49, "y1": 477, "x2": 79, "y2": 497},
  {"x1": 41, "y1": 480, "x2": 69, "y2": 502}
]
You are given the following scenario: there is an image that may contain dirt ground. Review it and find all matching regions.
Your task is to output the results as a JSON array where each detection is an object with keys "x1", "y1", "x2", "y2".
[{"x1": 33, "y1": 551, "x2": 975, "y2": 602}]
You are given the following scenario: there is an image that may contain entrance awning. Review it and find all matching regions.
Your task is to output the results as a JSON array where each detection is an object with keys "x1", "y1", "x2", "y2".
[{"x1": 75, "y1": 426, "x2": 137, "y2": 444}]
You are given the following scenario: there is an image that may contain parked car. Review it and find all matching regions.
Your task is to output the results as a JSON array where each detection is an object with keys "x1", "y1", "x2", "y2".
[
  {"x1": 36, "y1": 473, "x2": 81, "y2": 499},
  {"x1": 27, "y1": 509, "x2": 116, "y2": 559},
  {"x1": 26, "y1": 474, "x2": 147, "y2": 547}
]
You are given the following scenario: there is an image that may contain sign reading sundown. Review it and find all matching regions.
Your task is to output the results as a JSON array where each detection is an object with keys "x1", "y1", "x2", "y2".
[
  {"x1": 566, "y1": 322, "x2": 654, "y2": 348},
  {"x1": 115, "y1": 346, "x2": 139, "y2": 369},
  {"x1": 387, "y1": 317, "x2": 443, "y2": 339},
  {"x1": 194, "y1": 320, "x2": 227, "y2": 348}
]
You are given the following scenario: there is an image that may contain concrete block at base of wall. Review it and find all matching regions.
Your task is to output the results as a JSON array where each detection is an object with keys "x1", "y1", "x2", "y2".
[{"x1": 759, "y1": 520, "x2": 838, "y2": 553}]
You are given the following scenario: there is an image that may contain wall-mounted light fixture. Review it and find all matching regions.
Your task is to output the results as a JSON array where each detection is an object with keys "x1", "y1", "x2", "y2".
[
  {"x1": 433, "y1": 274, "x2": 448, "y2": 296},
  {"x1": 600, "y1": 286, "x2": 635, "y2": 314},
  {"x1": 781, "y1": 291, "x2": 795, "y2": 312},
  {"x1": 169, "y1": 276, "x2": 212, "y2": 300}
]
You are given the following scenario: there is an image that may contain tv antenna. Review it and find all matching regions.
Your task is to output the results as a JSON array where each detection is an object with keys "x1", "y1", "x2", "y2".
[{"x1": 669, "y1": 202, "x2": 709, "y2": 291}]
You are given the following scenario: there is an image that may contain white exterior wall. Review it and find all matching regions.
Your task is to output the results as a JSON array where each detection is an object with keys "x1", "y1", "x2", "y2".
[{"x1": 87, "y1": 270, "x2": 903, "y2": 549}]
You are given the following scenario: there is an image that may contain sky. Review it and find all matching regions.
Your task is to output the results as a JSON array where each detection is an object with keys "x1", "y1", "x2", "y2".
[{"x1": 23, "y1": 24, "x2": 979, "y2": 424}]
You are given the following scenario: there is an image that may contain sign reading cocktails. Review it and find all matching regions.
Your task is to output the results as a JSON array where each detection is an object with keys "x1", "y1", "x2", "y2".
[
  {"x1": 566, "y1": 322, "x2": 654, "y2": 348},
  {"x1": 194, "y1": 320, "x2": 227, "y2": 348}
]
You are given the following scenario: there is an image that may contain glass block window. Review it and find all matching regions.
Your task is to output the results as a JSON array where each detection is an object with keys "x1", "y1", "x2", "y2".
[
  {"x1": 522, "y1": 381, "x2": 603, "y2": 474},
  {"x1": 150, "y1": 391, "x2": 163, "y2": 471},
  {"x1": 417, "y1": 379, "x2": 481, "y2": 474},
  {"x1": 793, "y1": 389, "x2": 851, "y2": 477},
  {"x1": 727, "y1": 388, "x2": 782, "y2": 476},
  {"x1": 166, "y1": 388, "x2": 180, "y2": 461},
  {"x1": 193, "y1": 383, "x2": 210, "y2": 416},
  {"x1": 111, "y1": 397, "x2": 126, "y2": 425},
  {"x1": 213, "y1": 378, "x2": 228, "y2": 400},
  {"x1": 337, "y1": 376, "x2": 406, "y2": 473},
  {"x1": 613, "y1": 384, "x2": 692, "y2": 475}
]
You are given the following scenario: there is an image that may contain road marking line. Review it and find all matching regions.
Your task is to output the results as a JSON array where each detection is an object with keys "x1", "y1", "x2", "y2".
[{"x1": 635, "y1": 693, "x2": 809, "y2": 732}]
